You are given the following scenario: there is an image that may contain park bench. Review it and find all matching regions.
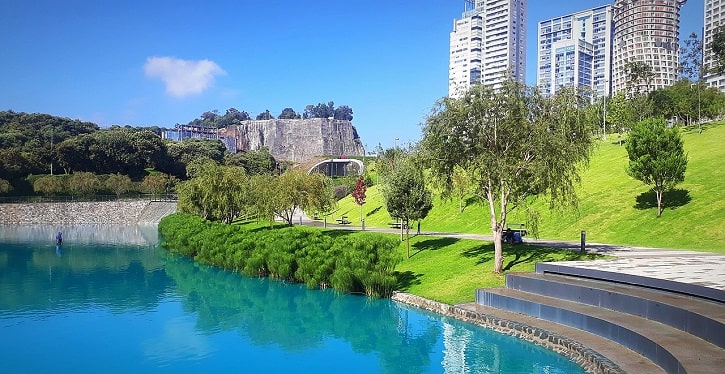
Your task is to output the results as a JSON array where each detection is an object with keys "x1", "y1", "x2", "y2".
[
  {"x1": 503, "y1": 223, "x2": 527, "y2": 244},
  {"x1": 336, "y1": 215, "x2": 350, "y2": 225},
  {"x1": 388, "y1": 221, "x2": 403, "y2": 229}
]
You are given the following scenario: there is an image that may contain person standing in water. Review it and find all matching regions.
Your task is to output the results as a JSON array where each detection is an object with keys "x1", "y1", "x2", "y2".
[{"x1": 55, "y1": 232, "x2": 62, "y2": 245}]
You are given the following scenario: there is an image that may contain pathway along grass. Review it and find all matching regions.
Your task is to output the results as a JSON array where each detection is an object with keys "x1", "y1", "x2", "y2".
[
  {"x1": 332, "y1": 122, "x2": 725, "y2": 253},
  {"x1": 159, "y1": 213, "x2": 606, "y2": 304}
]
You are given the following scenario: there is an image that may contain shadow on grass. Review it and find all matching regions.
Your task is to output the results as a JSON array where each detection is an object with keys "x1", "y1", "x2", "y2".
[
  {"x1": 407, "y1": 237, "x2": 460, "y2": 258},
  {"x1": 394, "y1": 270, "x2": 423, "y2": 291},
  {"x1": 634, "y1": 189, "x2": 691, "y2": 210},
  {"x1": 366, "y1": 205, "x2": 383, "y2": 217},
  {"x1": 462, "y1": 244, "x2": 604, "y2": 269},
  {"x1": 412, "y1": 237, "x2": 459, "y2": 252}
]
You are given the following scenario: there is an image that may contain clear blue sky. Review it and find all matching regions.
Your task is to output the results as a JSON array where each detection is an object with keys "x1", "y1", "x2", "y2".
[{"x1": 0, "y1": 0, "x2": 704, "y2": 149}]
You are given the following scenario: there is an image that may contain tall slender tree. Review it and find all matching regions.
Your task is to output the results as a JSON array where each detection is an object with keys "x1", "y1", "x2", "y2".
[{"x1": 420, "y1": 80, "x2": 594, "y2": 273}]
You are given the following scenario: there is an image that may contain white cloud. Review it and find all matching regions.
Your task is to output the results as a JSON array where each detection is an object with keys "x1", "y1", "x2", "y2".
[{"x1": 144, "y1": 56, "x2": 226, "y2": 98}]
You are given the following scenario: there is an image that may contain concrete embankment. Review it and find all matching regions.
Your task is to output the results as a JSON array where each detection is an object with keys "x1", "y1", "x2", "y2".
[{"x1": 0, "y1": 201, "x2": 177, "y2": 225}]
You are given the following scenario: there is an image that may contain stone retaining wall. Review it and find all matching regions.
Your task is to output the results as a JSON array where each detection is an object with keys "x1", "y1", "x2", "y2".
[
  {"x1": 391, "y1": 292, "x2": 623, "y2": 374},
  {"x1": 0, "y1": 201, "x2": 176, "y2": 224}
]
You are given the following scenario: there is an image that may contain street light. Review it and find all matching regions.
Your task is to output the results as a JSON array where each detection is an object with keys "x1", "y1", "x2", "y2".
[
  {"x1": 691, "y1": 82, "x2": 701, "y2": 132},
  {"x1": 602, "y1": 80, "x2": 608, "y2": 141}
]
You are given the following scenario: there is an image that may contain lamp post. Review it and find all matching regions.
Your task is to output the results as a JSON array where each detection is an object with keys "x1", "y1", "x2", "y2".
[
  {"x1": 602, "y1": 80, "x2": 608, "y2": 141},
  {"x1": 691, "y1": 83, "x2": 702, "y2": 132}
]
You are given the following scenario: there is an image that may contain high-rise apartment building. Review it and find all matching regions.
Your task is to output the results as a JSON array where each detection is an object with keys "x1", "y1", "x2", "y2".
[
  {"x1": 611, "y1": 0, "x2": 687, "y2": 95},
  {"x1": 704, "y1": 0, "x2": 725, "y2": 91},
  {"x1": 448, "y1": 0, "x2": 527, "y2": 98},
  {"x1": 537, "y1": 6, "x2": 613, "y2": 99}
]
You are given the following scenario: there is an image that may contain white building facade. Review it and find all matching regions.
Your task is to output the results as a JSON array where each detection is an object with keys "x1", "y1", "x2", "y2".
[
  {"x1": 611, "y1": 0, "x2": 687, "y2": 95},
  {"x1": 704, "y1": 0, "x2": 725, "y2": 91},
  {"x1": 537, "y1": 6, "x2": 613, "y2": 98},
  {"x1": 449, "y1": 0, "x2": 527, "y2": 98}
]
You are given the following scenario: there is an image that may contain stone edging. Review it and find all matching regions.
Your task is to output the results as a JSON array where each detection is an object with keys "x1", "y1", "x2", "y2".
[{"x1": 391, "y1": 292, "x2": 624, "y2": 374}]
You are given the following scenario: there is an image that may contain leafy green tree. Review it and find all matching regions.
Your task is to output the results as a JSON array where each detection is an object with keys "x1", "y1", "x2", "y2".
[
  {"x1": 625, "y1": 118, "x2": 688, "y2": 217},
  {"x1": 382, "y1": 159, "x2": 433, "y2": 257},
  {"x1": 67, "y1": 172, "x2": 100, "y2": 196},
  {"x1": 33, "y1": 176, "x2": 65, "y2": 196},
  {"x1": 271, "y1": 170, "x2": 334, "y2": 226},
  {"x1": 420, "y1": 81, "x2": 594, "y2": 273},
  {"x1": 680, "y1": 32, "x2": 703, "y2": 81},
  {"x1": 451, "y1": 165, "x2": 473, "y2": 213},
  {"x1": 165, "y1": 138, "x2": 227, "y2": 178},
  {"x1": 278, "y1": 108, "x2": 301, "y2": 119},
  {"x1": 141, "y1": 173, "x2": 177, "y2": 196},
  {"x1": 256, "y1": 110, "x2": 274, "y2": 120},
  {"x1": 105, "y1": 173, "x2": 134, "y2": 197},
  {"x1": 0, "y1": 178, "x2": 11, "y2": 194},
  {"x1": 709, "y1": 25, "x2": 725, "y2": 75},
  {"x1": 623, "y1": 61, "x2": 656, "y2": 96},
  {"x1": 351, "y1": 176, "x2": 367, "y2": 227},
  {"x1": 333, "y1": 105, "x2": 353, "y2": 121},
  {"x1": 177, "y1": 163, "x2": 249, "y2": 223},
  {"x1": 224, "y1": 148, "x2": 276, "y2": 175}
]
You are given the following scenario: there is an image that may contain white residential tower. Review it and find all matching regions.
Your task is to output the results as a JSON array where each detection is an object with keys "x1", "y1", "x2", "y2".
[
  {"x1": 611, "y1": 0, "x2": 687, "y2": 95},
  {"x1": 537, "y1": 6, "x2": 613, "y2": 98},
  {"x1": 449, "y1": 0, "x2": 527, "y2": 97},
  {"x1": 704, "y1": 0, "x2": 725, "y2": 91}
]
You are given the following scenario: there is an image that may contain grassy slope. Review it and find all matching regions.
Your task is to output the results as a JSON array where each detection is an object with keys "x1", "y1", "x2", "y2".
[{"x1": 332, "y1": 123, "x2": 725, "y2": 253}]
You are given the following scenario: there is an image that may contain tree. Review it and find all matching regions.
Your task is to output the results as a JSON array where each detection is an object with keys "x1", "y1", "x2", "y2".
[
  {"x1": 451, "y1": 165, "x2": 473, "y2": 213},
  {"x1": 270, "y1": 171, "x2": 334, "y2": 226},
  {"x1": 176, "y1": 163, "x2": 250, "y2": 223},
  {"x1": 420, "y1": 81, "x2": 594, "y2": 273},
  {"x1": 333, "y1": 105, "x2": 354, "y2": 121},
  {"x1": 0, "y1": 178, "x2": 11, "y2": 194},
  {"x1": 141, "y1": 173, "x2": 176, "y2": 195},
  {"x1": 105, "y1": 173, "x2": 133, "y2": 197},
  {"x1": 625, "y1": 118, "x2": 688, "y2": 217},
  {"x1": 67, "y1": 172, "x2": 100, "y2": 196},
  {"x1": 709, "y1": 25, "x2": 725, "y2": 75},
  {"x1": 33, "y1": 176, "x2": 65, "y2": 196},
  {"x1": 680, "y1": 32, "x2": 702, "y2": 81},
  {"x1": 382, "y1": 159, "x2": 433, "y2": 258},
  {"x1": 623, "y1": 61, "x2": 655, "y2": 96},
  {"x1": 224, "y1": 148, "x2": 276, "y2": 175},
  {"x1": 256, "y1": 110, "x2": 274, "y2": 120},
  {"x1": 351, "y1": 175, "x2": 367, "y2": 227},
  {"x1": 278, "y1": 108, "x2": 301, "y2": 119}
]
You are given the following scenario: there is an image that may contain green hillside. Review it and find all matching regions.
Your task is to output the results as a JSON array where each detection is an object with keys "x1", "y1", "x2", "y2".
[{"x1": 332, "y1": 123, "x2": 725, "y2": 253}]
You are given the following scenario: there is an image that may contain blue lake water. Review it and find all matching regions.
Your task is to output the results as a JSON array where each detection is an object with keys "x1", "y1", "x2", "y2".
[{"x1": 0, "y1": 225, "x2": 585, "y2": 373}]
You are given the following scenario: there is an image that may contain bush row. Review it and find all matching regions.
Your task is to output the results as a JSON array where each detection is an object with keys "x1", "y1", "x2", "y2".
[{"x1": 159, "y1": 213, "x2": 402, "y2": 297}]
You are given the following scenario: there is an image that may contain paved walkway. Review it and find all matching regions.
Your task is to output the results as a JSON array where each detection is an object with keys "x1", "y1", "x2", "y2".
[{"x1": 294, "y1": 212, "x2": 725, "y2": 292}]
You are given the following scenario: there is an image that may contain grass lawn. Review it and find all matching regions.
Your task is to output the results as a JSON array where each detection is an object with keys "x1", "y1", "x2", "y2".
[
  {"x1": 331, "y1": 122, "x2": 725, "y2": 253},
  {"x1": 389, "y1": 234, "x2": 606, "y2": 304}
]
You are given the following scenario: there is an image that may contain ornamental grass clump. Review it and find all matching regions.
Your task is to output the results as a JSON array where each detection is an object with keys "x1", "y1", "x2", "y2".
[{"x1": 159, "y1": 213, "x2": 401, "y2": 297}]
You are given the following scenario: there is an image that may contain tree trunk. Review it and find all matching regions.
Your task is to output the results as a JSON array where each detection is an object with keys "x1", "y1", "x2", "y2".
[
  {"x1": 406, "y1": 222, "x2": 410, "y2": 258},
  {"x1": 656, "y1": 189, "x2": 663, "y2": 217},
  {"x1": 487, "y1": 190, "x2": 504, "y2": 274}
]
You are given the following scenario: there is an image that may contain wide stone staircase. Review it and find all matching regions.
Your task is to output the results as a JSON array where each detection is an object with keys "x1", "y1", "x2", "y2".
[{"x1": 470, "y1": 262, "x2": 725, "y2": 374}]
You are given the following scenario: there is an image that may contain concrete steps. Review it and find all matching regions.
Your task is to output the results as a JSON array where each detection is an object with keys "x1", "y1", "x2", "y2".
[{"x1": 475, "y1": 264, "x2": 725, "y2": 374}]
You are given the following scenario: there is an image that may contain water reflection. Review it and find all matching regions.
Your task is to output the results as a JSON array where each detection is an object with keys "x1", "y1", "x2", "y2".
[
  {"x1": 0, "y1": 224, "x2": 160, "y2": 246},
  {"x1": 0, "y1": 226, "x2": 584, "y2": 373}
]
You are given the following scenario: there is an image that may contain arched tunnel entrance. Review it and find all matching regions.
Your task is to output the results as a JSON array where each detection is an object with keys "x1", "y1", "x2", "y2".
[{"x1": 307, "y1": 158, "x2": 364, "y2": 177}]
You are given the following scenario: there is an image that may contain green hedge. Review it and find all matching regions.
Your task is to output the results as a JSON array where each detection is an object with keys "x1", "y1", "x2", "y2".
[{"x1": 159, "y1": 213, "x2": 401, "y2": 297}]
